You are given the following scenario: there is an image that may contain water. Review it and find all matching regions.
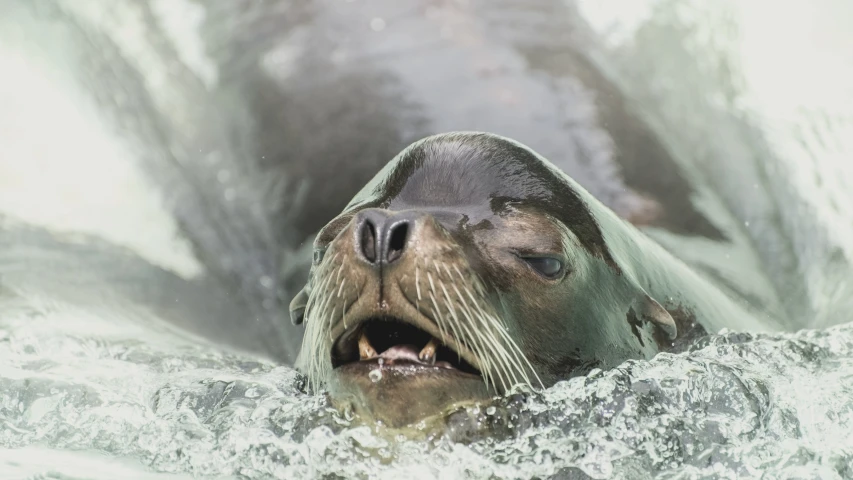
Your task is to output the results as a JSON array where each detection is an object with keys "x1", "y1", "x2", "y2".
[
  {"x1": 1, "y1": 301, "x2": 852, "y2": 479},
  {"x1": 1, "y1": 0, "x2": 852, "y2": 478}
]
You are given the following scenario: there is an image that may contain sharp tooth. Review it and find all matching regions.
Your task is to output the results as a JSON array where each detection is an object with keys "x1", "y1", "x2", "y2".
[
  {"x1": 419, "y1": 338, "x2": 438, "y2": 365},
  {"x1": 359, "y1": 331, "x2": 377, "y2": 360}
]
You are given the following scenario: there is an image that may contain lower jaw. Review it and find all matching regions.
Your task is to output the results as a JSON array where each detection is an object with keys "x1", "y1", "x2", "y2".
[{"x1": 327, "y1": 364, "x2": 494, "y2": 429}]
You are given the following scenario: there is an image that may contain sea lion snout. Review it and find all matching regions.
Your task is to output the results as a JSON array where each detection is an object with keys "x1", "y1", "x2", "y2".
[{"x1": 352, "y1": 208, "x2": 428, "y2": 266}]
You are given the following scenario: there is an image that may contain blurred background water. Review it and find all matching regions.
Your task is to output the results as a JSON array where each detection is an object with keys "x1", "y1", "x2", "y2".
[{"x1": 0, "y1": 0, "x2": 851, "y2": 478}]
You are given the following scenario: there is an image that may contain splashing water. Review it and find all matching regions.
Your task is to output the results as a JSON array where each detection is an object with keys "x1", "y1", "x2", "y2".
[{"x1": 1, "y1": 302, "x2": 852, "y2": 479}]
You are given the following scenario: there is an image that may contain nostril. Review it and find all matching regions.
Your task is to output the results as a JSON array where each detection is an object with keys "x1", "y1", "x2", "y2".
[
  {"x1": 360, "y1": 220, "x2": 377, "y2": 262},
  {"x1": 387, "y1": 222, "x2": 409, "y2": 263}
]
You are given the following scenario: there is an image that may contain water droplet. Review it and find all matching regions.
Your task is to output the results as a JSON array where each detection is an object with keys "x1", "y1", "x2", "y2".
[
  {"x1": 486, "y1": 406, "x2": 496, "y2": 415},
  {"x1": 370, "y1": 17, "x2": 386, "y2": 32},
  {"x1": 369, "y1": 369, "x2": 383, "y2": 382}
]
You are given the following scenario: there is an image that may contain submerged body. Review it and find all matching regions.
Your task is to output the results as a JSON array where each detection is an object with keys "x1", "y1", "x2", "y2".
[{"x1": 292, "y1": 132, "x2": 776, "y2": 427}]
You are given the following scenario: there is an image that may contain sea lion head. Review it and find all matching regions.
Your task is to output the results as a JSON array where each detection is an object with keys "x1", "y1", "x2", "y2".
[{"x1": 290, "y1": 132, "x2": 677, "y2": 427}]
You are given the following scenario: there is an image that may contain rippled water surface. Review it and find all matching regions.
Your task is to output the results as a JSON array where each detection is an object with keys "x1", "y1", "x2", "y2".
[{"x1": 2, "y1": 303, "x2": 852, "y2": 479}]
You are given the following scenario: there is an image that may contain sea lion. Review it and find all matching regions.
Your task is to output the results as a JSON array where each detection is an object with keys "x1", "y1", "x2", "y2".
[{"x1": 290, "y1": 132, "x2": 774, "y2": 428}]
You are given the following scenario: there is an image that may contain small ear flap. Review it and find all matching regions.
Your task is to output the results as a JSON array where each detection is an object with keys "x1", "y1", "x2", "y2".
[
  {"x1": 289, "y1": 288, "x2": 309, "y2": 326},
  {"x1": 636, "y1": 295, "x2": 677, "y2": 339}
]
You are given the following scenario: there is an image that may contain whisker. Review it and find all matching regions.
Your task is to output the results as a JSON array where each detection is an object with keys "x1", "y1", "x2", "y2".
[
  {"x1": 327, "y1": 307, "x2": 337, "y2": 341},
  {"x1": 446, "y1": 288, "x2": 506, "y2": 390},
  {"x1": 426, "y1": 271, "x2": 450, "y2": 343},
  {"x1": 482, "y1": 310, "x2": 543, "y2": 388},
  {"x1": 305, "y1": 270, "x2": 334, "y2": 324},
  {"x1": 463, "y1": 284, "x2": 541, "y2": 388},
  {"x1": 336, "y1": 278, "x2": 347, "y2": 298},
  {"x1": 415, "y1": 262, "x2": 422, "y2": 301},
  {"x1": 452, "y1": 264, "x2": 466, "y2": 281},
  {"x1": 441, "y1": 262, "x2": 454, "y2": 281},
  {"x1": 446, "y1": 282, "x2": 500, "y2": 385},
  {"x1": 438, "y1": 287, "x2": 489, "y2": 385},
  {"x1": 438, "y1": 280, "x2": 503, "y2": 390},
  {"x1": 428, "y1": 291, "x2": 449, "y2": 346},
  {"x1": 451, "y1": 283, "x2": 514, "y2": 391},
  {"x1": 335, "y1": 262, "x2": 344, "y2": 282},
  {"x1": 302, "y1": 262, "x2": 343, "y2": 390}
]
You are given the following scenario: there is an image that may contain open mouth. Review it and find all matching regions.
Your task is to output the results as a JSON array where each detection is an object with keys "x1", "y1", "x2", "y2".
[{"x1": 331, "y1": 317, "x2": 481, "y2": 377}]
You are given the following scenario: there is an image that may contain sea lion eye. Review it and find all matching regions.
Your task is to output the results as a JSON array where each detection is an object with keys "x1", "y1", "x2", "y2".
[
  {"x1": 313, "y1": 247, "x2": 327, "y2": 265},
  {"x1": 522, "y1": 257, "x2": 563, "y2": 278}
]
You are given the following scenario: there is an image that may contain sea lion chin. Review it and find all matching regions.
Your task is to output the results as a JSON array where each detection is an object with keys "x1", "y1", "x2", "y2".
[{"x1": 290, "y1": 132, "x2": 771, "y2": 428}]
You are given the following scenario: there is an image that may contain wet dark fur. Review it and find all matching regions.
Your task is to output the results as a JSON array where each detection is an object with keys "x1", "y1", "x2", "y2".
[{"x1": 354, "y1": 137, "x2": 622, "y2": 273}]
